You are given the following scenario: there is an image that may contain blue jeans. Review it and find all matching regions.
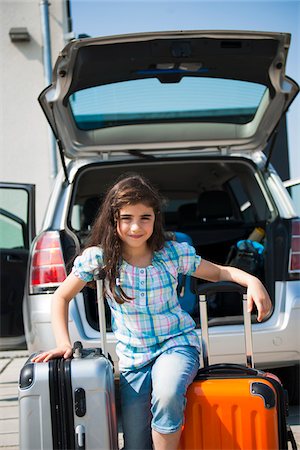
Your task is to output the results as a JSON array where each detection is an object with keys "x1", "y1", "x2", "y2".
[{"x1": 120, "y1": 345, "x2": 200, "y2": 450}]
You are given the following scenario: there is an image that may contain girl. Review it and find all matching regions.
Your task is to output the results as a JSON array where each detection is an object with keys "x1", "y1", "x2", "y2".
[{"x1": 32, "y1": 174, "x2": 272, "y2": 450}]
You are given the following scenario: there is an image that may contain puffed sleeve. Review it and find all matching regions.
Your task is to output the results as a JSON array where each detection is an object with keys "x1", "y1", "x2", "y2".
[
  {"x1": 166, "y1": 241, "x2": 201, "y2": 275},
  {"x1": 72, "y1": 246, "x2": 104, "y2": 282}
]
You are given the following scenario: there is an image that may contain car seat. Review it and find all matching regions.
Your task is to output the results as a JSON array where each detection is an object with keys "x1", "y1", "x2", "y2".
[
  {"x1": 79, "y1": 197, "x2": 102, "y2": 244},
  {"x1": 81, "y1": 197, "x2": 102, "y2": 230},
  {"x1": 177, "y1": 203, "x2": 198, "y2": 228},
  {"x1": 197, "y1": 190, "x2": 234, "y2": 222}
]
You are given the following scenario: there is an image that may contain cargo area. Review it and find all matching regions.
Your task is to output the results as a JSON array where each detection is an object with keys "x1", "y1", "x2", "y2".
[{"x1": 63, "y1": 156, "x2": 290, "y2": 330}]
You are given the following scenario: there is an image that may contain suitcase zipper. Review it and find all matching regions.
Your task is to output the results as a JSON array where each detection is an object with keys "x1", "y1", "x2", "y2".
[{"x1": 49, "y1": 358, "x2": 76, "y2": 449}]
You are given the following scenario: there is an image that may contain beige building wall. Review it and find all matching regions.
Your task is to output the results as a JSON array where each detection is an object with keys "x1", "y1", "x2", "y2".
[{"x1": 0, "y1": 0, "x2": 69, "y2": 230}]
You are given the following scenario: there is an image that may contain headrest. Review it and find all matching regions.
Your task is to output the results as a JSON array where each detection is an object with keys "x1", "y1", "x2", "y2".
[
  {"x1": 82, "y1": 197, "x2": 102, "y2": 229},
  {"x1": 198, "y1": 191, "x2": 233, "y2": 220},
  {"x1": 178, "y1": 203, "x2": 197, "y2": 220}
]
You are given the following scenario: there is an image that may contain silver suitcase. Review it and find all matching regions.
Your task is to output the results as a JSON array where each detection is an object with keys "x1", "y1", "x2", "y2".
[{"x1": 19, "y1": 268, "x2": 118, "y2": 450}]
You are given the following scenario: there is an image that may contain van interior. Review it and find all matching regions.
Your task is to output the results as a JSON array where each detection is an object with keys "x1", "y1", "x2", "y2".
[{"x1": 66, "y1": 156, "x2": 287, "y2": 331}]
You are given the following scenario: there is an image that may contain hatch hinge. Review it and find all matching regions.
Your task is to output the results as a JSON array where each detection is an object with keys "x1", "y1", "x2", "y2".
[
  {"x1": 101, "y1": 152, "x2": 110, "y2": 161},
  {"x1": 219, "y1": 146, "x2": 230, "y2": 156}
]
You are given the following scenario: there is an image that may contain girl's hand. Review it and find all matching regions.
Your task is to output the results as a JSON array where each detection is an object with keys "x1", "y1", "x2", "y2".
[
  {"x1": 246, "y1": 278, "x2": 272, "y2": 322},
  {"x1": 31, "y1": 345, "x2": 73, "y2": 363},
  {"x1": 193, "y1": 260, "x2": 272, "y2": 322}
]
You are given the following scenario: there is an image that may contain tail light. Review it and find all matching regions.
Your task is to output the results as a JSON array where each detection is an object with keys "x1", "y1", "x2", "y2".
[
  {"x1": 29, "y1": 231, "x2": 67, "y2": 294},
  {"x1": 288, "y1": 219, "x2": 300, "y2": 279}
]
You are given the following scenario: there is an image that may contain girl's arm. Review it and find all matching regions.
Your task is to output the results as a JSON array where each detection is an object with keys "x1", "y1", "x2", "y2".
[
  {"x1": 31, "y1": 273, "x2": 87, "y2": 362},
  {"x1": 192, "y1": 259, "x2": 272, "y2": 322}
]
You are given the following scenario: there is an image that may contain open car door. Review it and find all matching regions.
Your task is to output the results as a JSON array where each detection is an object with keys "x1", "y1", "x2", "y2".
[{"x1": 0, "y1": 182, "x2": 35, "y2": 349}]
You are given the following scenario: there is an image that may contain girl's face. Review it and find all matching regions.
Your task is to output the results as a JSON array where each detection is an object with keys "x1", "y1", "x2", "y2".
[{"x1": 116, "y1": 203, "x2": 155, "y2": 251}]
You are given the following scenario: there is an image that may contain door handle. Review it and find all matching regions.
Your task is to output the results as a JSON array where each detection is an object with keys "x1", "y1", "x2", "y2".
[{"x1": 6, "y1": 255, "x2": 22, "y2": 263}]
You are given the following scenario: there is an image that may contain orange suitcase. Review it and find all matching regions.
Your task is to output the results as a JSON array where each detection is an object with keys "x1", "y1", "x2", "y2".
[{"x1": 179, "y1": 281, "x2": 296, "y2": 450}]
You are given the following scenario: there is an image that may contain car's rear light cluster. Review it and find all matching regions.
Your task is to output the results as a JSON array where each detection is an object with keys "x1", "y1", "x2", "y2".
[
  {"x1": 289, "y1": 219, "x2": 300, "y2": 279},
  {"x1": 29, "y1": 231, "x2": 67, "y2": 294}
]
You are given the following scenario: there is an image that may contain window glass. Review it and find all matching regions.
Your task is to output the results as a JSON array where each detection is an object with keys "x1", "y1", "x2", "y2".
[
  {"x1": 71, "y1": 204, "x2": 82, "y2": 231},
  {"x1": 0, "y1": 214, "x2": 24, "y2": 248},
  {"x1": 163, "y1": 196, "x2": 198, "y2": 228},
  {"x1": 227, "y1": 177, "x2": 256, "y2": 222},
  {"x1": 288, "y1": 184, "x2": 300, "y2": 216},
  {"x1": 0, "y1": 188, "x2": 28, "y2": 249},
  {"x1": 69, "y1": 77, "x2": 266, "y2": 130}
]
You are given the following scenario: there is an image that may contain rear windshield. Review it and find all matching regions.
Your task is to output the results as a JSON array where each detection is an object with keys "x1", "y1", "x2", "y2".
[{"x1": 69, "y1": 77, "x2": 266, "y2": 131}]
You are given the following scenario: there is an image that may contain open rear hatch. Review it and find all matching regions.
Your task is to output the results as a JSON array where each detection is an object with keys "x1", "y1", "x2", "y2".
[{"x1": 39, "y1": 30, "x2": 298, "y2": 160}]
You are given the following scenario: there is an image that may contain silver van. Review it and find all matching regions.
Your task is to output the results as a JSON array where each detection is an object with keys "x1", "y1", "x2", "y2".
[{"x1": 16, "y1": 30, "x2": 300, "y2": 400}]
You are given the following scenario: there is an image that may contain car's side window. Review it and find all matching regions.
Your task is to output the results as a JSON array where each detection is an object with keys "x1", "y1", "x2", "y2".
[
  {"x1": 70, "y1": 203, "x2": 82, "y2": 231},
  {"x1": 0, "y1": 188, "x2": 29, "y2": 249},
  {"x1": 227, "y1": 176, "x2": 256, "y2": 222},
  {"x1": 285, "y1": 180, "x2": 300, "y2": 216}
]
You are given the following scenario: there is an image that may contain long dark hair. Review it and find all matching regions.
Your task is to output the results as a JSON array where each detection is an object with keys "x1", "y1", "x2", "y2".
[{"x1": 85, "y1": 174, "x2": 166, "y2": 303}]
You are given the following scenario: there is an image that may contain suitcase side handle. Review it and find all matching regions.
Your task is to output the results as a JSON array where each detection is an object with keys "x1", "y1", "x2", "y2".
[
  {"x1": 195, "y1": 281, "x2": 246, "y2": 296},
  {"x1": 197, "y1": 363, "x2": 261, "y2": 377},
  {"x1": 94, "y1": 267, "x2": 108, "y2": 359},
  {"x1": 196, "y1": 281, "x2": 254, "y2": 369}
]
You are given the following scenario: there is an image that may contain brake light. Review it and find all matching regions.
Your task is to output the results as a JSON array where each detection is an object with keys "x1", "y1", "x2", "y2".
[
  {"x1": 289, "y1": 219, "x2": 300, "y2": 278},
  {"x1": 29, "y1": 231, "x2": 67, "y2": 294}
]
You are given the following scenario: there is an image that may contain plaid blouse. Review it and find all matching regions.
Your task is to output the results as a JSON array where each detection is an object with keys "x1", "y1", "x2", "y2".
[{"x1": 72, "y1": 241, "x2": 201, "y2": 371}]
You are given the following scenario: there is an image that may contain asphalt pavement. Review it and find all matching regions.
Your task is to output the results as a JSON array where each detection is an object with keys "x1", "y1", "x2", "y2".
[{"x1": 0, "y1": 349, "x2": 299, "y2": 449}]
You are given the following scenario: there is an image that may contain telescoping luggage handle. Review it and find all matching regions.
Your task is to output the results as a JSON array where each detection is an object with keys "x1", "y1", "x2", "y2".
[
  {"x1": 196, "y1": 281, "x2": 254, "y2": 369},
  {"x1": 93, "y1": 267, "x2": 108, "y2": 358}
]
